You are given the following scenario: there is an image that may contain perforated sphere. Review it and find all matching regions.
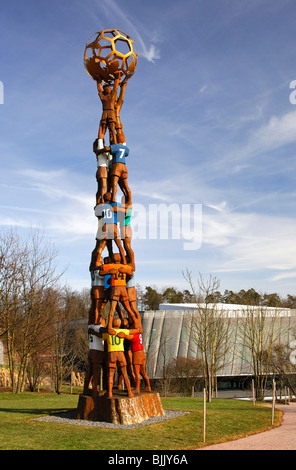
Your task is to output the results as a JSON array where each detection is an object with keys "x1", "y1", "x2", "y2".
[{"x1": 84, "y1": 29, "x2": 138, "y2": 85}]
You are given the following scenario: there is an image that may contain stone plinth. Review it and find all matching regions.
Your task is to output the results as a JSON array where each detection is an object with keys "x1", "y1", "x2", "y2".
[{"x1": 76, "y1": 391, "x2": 164, "y2": 425}]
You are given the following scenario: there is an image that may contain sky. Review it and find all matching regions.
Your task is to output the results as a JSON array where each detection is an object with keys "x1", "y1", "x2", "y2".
[{"x1": 1, "y1": 0, "x2": 296, "y2": 298}]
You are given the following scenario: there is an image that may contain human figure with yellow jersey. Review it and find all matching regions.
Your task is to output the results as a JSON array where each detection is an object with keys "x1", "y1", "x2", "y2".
[{"x1": 102, "y1": 317, "x2": 140, "y2": 398}]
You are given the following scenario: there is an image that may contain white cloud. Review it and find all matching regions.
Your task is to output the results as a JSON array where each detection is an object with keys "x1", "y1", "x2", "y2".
[
  {"x1": 249, "y1": 111, "x2": 296, "y2": 155},
  {"x1": 101, "y1": 0, "x2": 160, "y2": 63},
  {"x1": 205, "y1": 201, "x2": 228, "y2": 213},
  {"x1": 20, "y1": 168, "x2": 93, "y2": 207},
  {"x1": 0, "y1": 168, "x2": 97, "y2": 239},
  {"x1": 202, "y1": 208, "x2": 296, "y2": 273},
  {"x1": 139, "y1": 43, "x2": 160, "y2": 63},
  {"x1": 271, "y1": 272, "x2": 296, "y2": 282},
  {"x1": 229, "y1": 111, "x2": 296, "y2": 165}
]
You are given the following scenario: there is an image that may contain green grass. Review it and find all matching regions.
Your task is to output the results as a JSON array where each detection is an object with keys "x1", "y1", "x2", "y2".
[{"x1": 0, "y1": 392, "x2": 281, "y2": 450}]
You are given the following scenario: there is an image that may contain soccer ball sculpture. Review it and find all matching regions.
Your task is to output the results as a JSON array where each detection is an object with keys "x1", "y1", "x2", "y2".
[
  {"x1": 84, "y1": 29, "x2": 138, "y2": 85},
  {"x1": 76, "y1": 28, "x2": 165, "y2": 426}
]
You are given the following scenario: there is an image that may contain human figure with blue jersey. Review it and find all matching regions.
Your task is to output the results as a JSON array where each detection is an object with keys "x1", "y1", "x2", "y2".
[
  {"x1": 99, "y1": 132, "x2": 132, "y2": 203},
  {"x1": 89, "y1": 192, "x2": 126, "y2": 271}
]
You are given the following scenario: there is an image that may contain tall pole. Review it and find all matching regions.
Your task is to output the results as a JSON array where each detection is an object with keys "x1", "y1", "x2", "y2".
[
  {"x1": 252, "y1": 378, "x2": 256, "y2": 405},
  {"x1": 203, "y1": 388, "x2": 206, "y2": 443},
  {"x1": 272, "y1": 378, "x2": 276, "y2": 425}
]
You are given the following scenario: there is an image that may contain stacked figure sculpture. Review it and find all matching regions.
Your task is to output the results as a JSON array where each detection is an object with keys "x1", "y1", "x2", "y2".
[{"x1": 83, "y1": 29, "x2": 151, "y2": 399}]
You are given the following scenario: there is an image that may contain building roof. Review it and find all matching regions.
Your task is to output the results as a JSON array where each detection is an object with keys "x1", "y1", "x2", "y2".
[{"x1": 159, "y1": 302, "x2": 291, "y2": 312}]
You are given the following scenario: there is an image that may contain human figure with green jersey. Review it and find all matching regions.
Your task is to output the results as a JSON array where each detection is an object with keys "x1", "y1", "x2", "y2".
[{"x1": 118, "y1": 196, "x2": 135, "y2": 270}]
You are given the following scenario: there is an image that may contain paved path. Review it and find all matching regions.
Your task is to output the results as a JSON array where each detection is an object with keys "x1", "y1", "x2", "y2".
[{"x1": 198, "y1": 403, "x2": 296, "y2": 450}]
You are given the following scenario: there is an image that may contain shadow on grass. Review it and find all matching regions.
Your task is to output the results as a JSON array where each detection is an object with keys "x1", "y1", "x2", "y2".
[{"x1": 0, "y1": 407, "x2": 75, "y2": 416}]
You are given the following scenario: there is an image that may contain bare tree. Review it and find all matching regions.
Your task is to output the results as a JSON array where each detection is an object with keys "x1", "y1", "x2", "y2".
[
  {"x1": 183, "y1": 270, "x2": 232, "y2": 401},
  {"x1": 158, "y1": 323, "x2": 175, "y2": 396},
  {"x1": 0, "y1": 228, "x2": 65, "y2": 393},
  {"x1": 48, "y1": 286, "x2": 93, "y2": 393},
  {"x1": 0, "y1": 230, "x2": 25, "y2": 391},
  {"x1": 236, "y1": 305, "x2": 288, "y2": 401},
  {"x1": 166, "y1": 357, "x2": 203, "y2": 396},
  {"x1": 268, "y1": 343, "x2": 296, "y2": 397}
]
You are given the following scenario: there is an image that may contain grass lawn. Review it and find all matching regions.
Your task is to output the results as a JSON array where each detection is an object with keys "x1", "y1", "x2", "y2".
[{"x1": 0, "y1": 391, "x2": 281, "y2": 450}]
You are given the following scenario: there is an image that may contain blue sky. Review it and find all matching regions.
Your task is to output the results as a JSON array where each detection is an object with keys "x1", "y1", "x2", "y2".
[{"x1": 1, "y1": 0, "x2": 296, "y2": 297}]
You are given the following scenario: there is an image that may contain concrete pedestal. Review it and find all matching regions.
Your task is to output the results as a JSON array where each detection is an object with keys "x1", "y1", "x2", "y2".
[{"x1": 76, "y1": 390, "x2": 164, "y2": 425}]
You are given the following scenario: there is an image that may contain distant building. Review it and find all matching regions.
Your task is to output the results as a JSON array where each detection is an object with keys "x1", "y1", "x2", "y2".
[{"x1": 142, "y1": 304, "x2": 296, "y2": 387}]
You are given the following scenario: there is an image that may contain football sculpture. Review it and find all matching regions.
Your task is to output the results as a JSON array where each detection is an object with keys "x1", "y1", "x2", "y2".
[{"x1": 84, "y1": 29, "x2": 138, "y2": 85}]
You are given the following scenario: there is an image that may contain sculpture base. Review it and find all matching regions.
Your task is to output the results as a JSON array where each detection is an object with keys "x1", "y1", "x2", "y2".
[{"x1": 76, "y1": 390, "x2": 164, "y2": 425}]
